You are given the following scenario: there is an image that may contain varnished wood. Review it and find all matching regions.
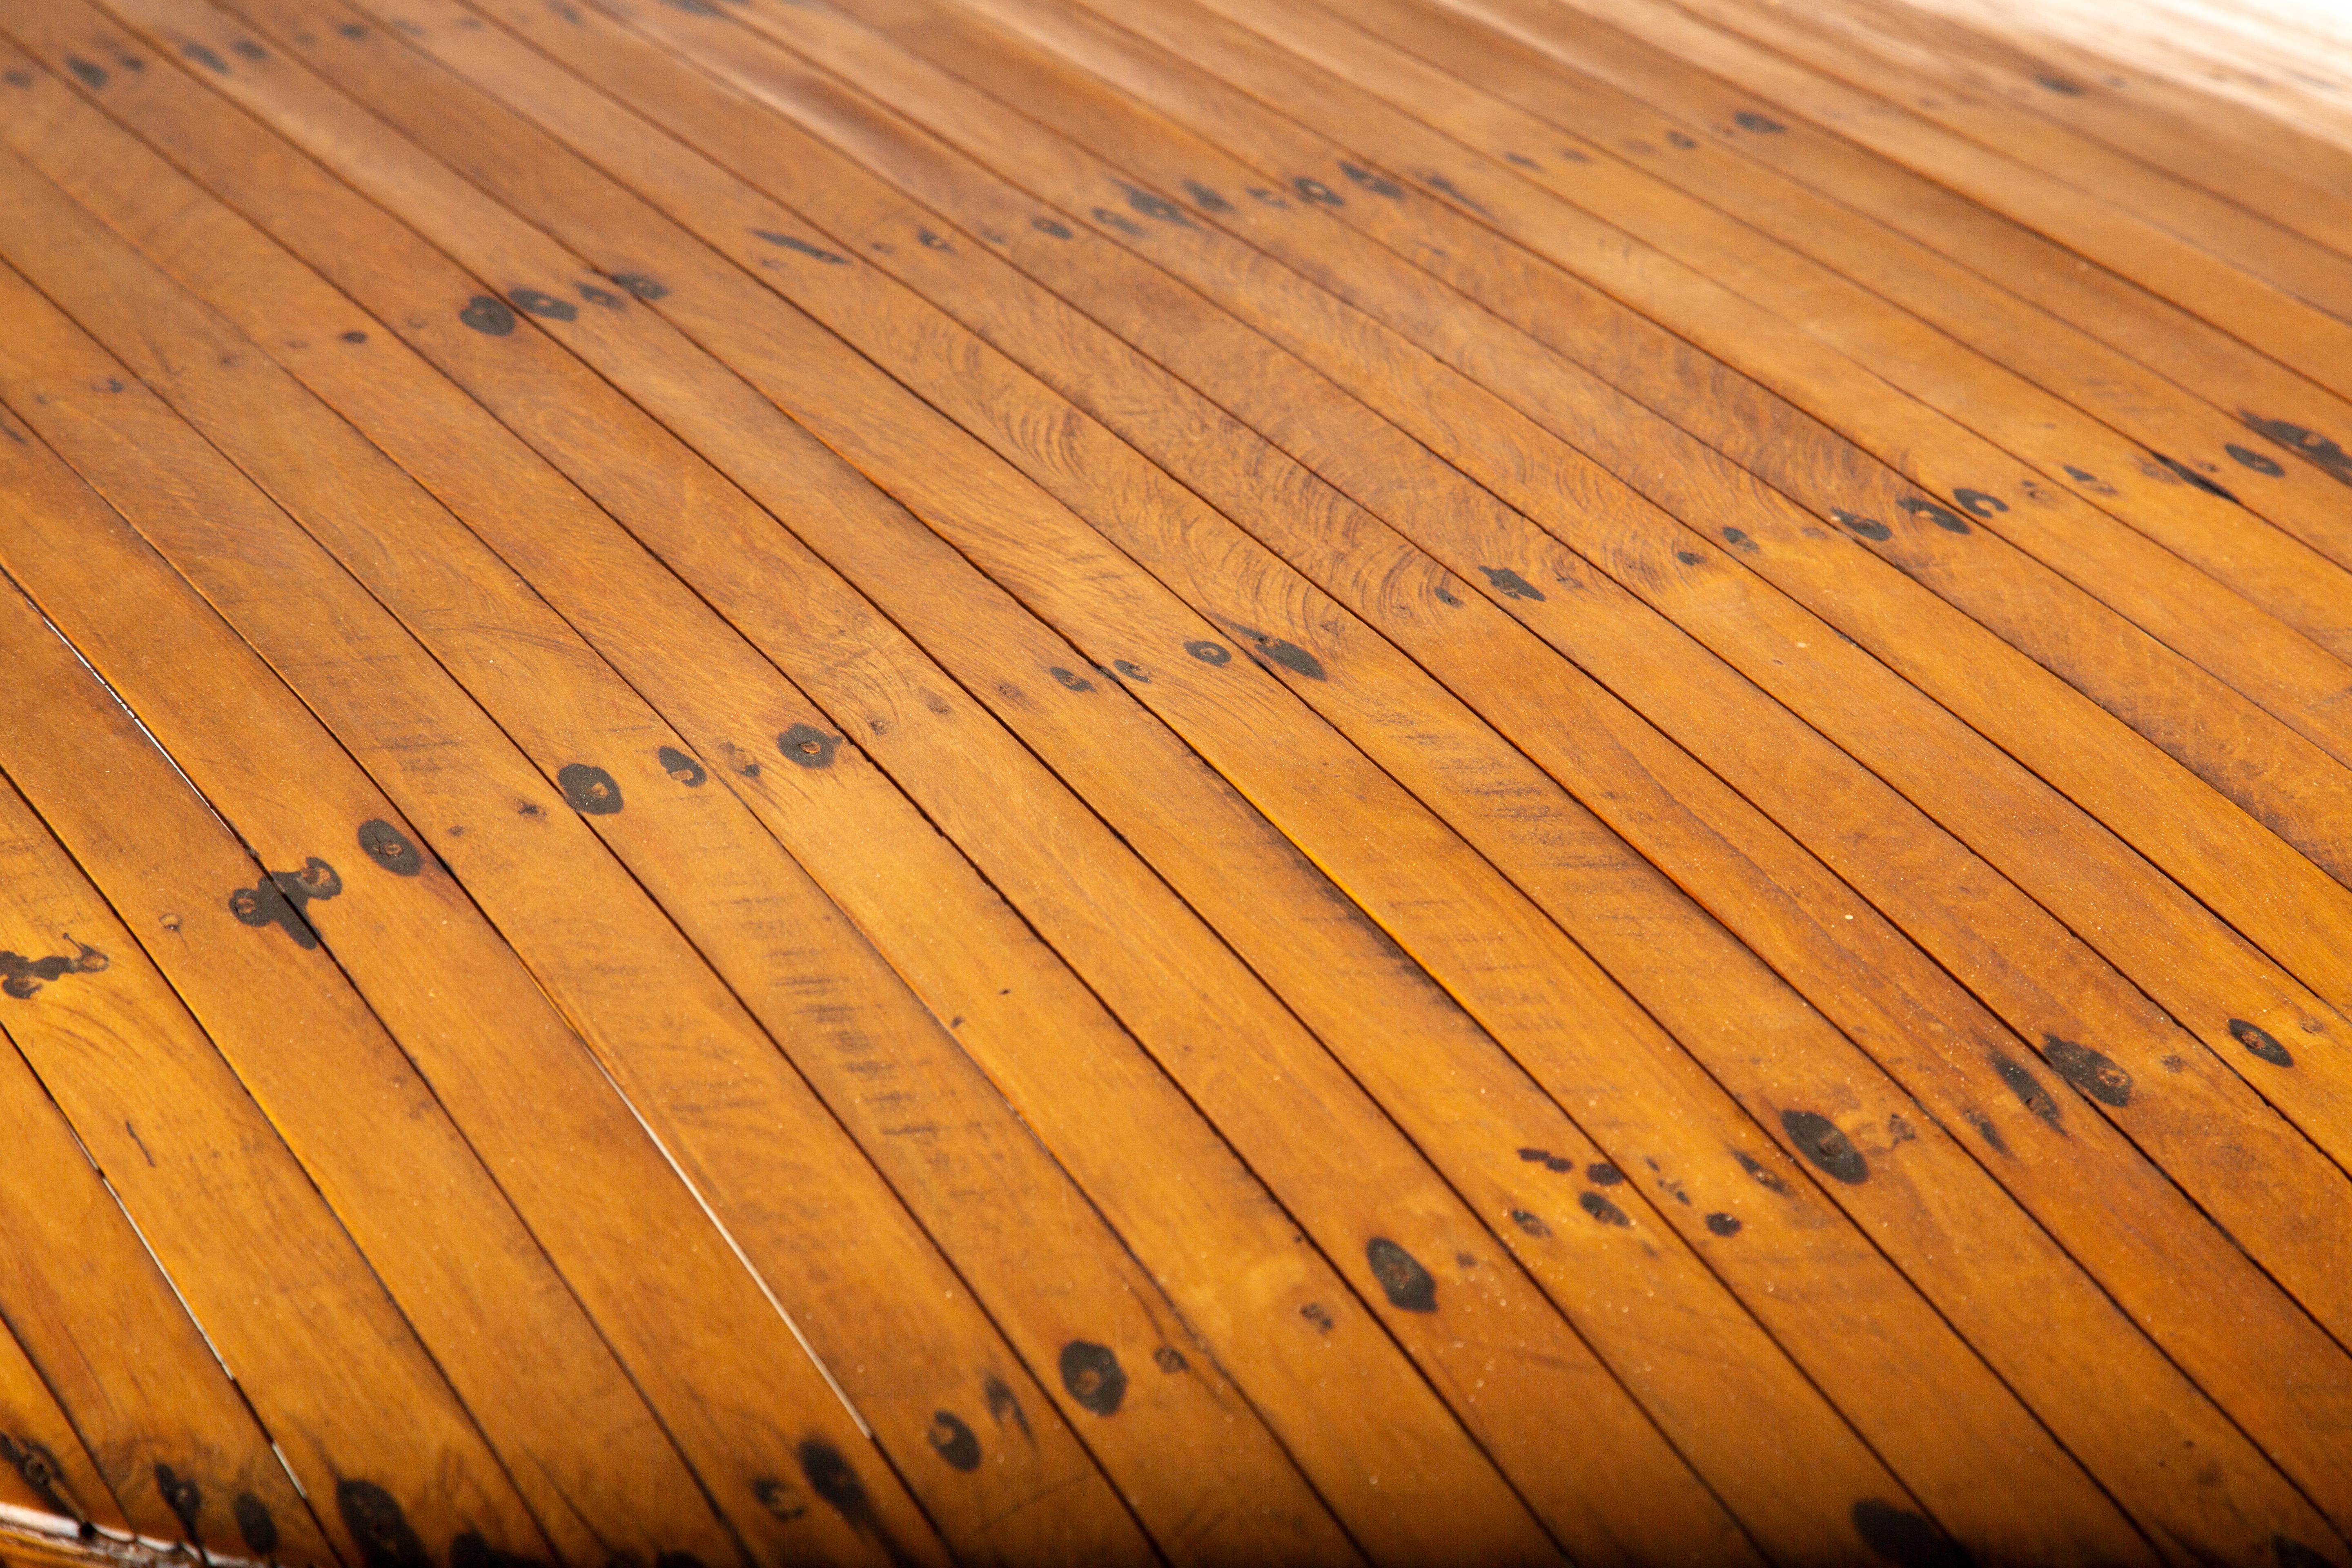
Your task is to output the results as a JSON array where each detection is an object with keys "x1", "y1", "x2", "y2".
[{"x1": 0, "y1": 0, "x2": 2347, "y2": 1558}]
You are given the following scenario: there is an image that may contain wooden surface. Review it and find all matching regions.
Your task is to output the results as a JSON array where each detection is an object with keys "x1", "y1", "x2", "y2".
[{"x1": 0, "y1": 0, "x2": 2346, "y2": 1559}]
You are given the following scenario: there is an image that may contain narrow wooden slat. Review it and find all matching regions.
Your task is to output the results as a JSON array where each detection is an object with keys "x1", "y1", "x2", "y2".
[
  {"x1": 1319, "y1": 0, "x2": 2352, "y2": 625},
  {"x1": 411, "y1": 0, "x2": 2352, "y2": 1550},
  {"x1": 697, "y1": 0, "x2": 2352, "y2": 1367},
  {"x1": 1702, "y1": 0, "x2": 2352, "y2": 312},
  {"x1": 4, "y1": 765, "x2": 471, "y2": 1564},
  {"x1": 1805, "y1": 0, "x2": 2352, "y2": 244},
  {"x1": 7, "y1": 7, "x2": 1605, "y2": 1562},
  {"x1": 0, "y1": 299, "x2": 894, "y2": 1568},
  {"x1": 0, "y1": 120, "x2": 1224, "y2": 1568},
  {"x1": 0, "y1": 49, "x2": 1371, "y2": 1568},
  {"x1": 153, "y1": 0, "x2": 2299, "y2": 1561},
  {"x1": 0, "y1": 0, "x2": 2341, "y2": 1554},
  {"x1": 1572, "y1": 0, "x2": 2352, "y2": 404},
  {"x1": 0, "y1": 1219, "x2": 128, "y2": 1539},
  {"x1": 1412, "y1": 0, "x2": 2352, "y2": 575}
]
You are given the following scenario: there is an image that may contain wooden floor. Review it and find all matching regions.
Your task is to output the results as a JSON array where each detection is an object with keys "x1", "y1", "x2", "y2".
[{"x1": 0, "y1": 0, "x2": 2350, "y2": 1560}]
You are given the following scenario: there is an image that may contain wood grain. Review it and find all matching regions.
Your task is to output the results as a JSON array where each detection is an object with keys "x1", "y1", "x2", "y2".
[{"x1": 0, "y1": 0, "x2": 2345, "y2": 1557}]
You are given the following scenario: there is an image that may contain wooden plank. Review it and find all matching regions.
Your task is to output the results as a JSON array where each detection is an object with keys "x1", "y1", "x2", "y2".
[
  {"x1": 0, "y1": 281, "x2": 905, "y2": 1568},
  {"x1": 140, "y1": 0, "x2": 2326, "y2": 1561},
  {"x1": 0, "y1": 1240, "x2": 127, "y2": 1539},
  {"x1": 0, "y1": 0, "x2": 2341, "y2": 1555},
  {"x1": 691, "y1": 0, "x2": 2352, "y2": 1360},
  {"x1": 0, "y1": 116, "x2": 1233, "y2": 1568},
  {"x1": 1696, "y1": 0, "x2": 2352, "y2": 314},
  {"x1": 1569, "y1": 0, "x2": 2352, "y2": 404},
  {"x1": 1021, "y1": 0, "x2": 2352, "y2": 924},
  {"x1": 1799, "y1": 0, "x2": 2352, "y2": 238},
  {"x1": 410, "y1": 0, "x2": 2352, "y2": 1550},
  {"x1": 1408, "y1": 0, "x2": 2352, "y2": 575},
  {"x1": 1315, "y1": 0, "x2": 2352, "y2": 621},
  {"x1": 0, "y1": 768, "x2": 434, "y2": 1564},
  {"x1": 0, "y1": 8, "x2": 1604, "y2": 1564}
]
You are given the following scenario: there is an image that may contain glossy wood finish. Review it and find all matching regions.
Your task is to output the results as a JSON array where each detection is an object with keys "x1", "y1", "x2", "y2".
[{"x1": 0, "y1": 0, "x2": 2345, "y2": 1560}]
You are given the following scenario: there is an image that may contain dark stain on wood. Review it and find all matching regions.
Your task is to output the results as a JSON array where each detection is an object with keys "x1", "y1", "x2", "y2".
[
  {"x1": 154, "y1": 1463, "x2": 202, "y2": 1544},
  {"x1": 778, "y1": 724, "x2": 840, "y2": 768},
  {"x1": 337, "y1": 1479, "x2": 430, "y2": 1568},
  {"x1": 557, "y1": 763, "x2": 623, "y2": 815},
  {"x1": 2239, "y1": 412, "x2": 2352, "y2": 485},
  {"x1": 1579, "y1": 1191, "x2": 1633, "y2": 1227},
  {"x1": 507, "y1": 289, "x2": 577, "y2": 321},
  {"x1": 1059, "y1": 1341, "x2": 1128, "y2": 1414},
  {"x1": 1898, "y1": 497, "x2": 1973, "y2": 533},
  {"x1": 459, "y1": 295, "x2": 516, "y2": 335},
  {"x1": 1782, "y1": 1110, "x2": 1868, "y2": 1184},
  {"x1": 751, "y1": 1475, "x2": 807, "y2": 1521},
  {"x1": 1480, "y1": 566, "x2": 1546, "y2": 600},
  {"x1": 2228, "y1": 1018, "x2": 2293, "y2": 1068},
  {"x1": 2149, "y1": 450, "x2": 2239, "y2": 502},
  {"x1": 234, "y1": 1492, "x2": 277, "y2": 1557},
  {"x1": 0, "y1": 939, "x2": 107, "y2": 1000},
  {"x1": 1732, "y1": 1150, "x2": 1791, "y2": 1193},
  {"x1": 800, "y1": 1438, "x2": 920, "y2": 1564},
  {"x1": 755, "y1": 231, "x2": 850, "y2": 266},
  {"x1": 1, "y1": 1435, "x2": 89, "y2": 1533},
  {"x1": 1851, "y1": 1497, "x2": 1968, "y2": 1567},
  {"x1": 1991, "y1": 1054, "x2": 2062, "y2": 1129},
  {"x1": 926, "y1": 1411, "x2": 981, "y2": 1472},
  {"x1": 2043, "y1": 1033, "x2": 2133, "y2": 1107},
  {"x1": 1120, "y1": 184, "x2": 1189, "y2": 225},
  {"x1": 449, "y1": 1531, "x2": 544, "y2": 1568},
  {"x1": 230, "y1": 857, "x2": 343, "y2": 949},
  {"x1": 980, "y1": 1372, "x2": 1034, "y2": 1446},
  {"x1": 356, "y1": 818, "x2": 424, "y2": 876},
  {"x1": 1365, "y1": 1238, "x2": 1438, "y2": 1312}
]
